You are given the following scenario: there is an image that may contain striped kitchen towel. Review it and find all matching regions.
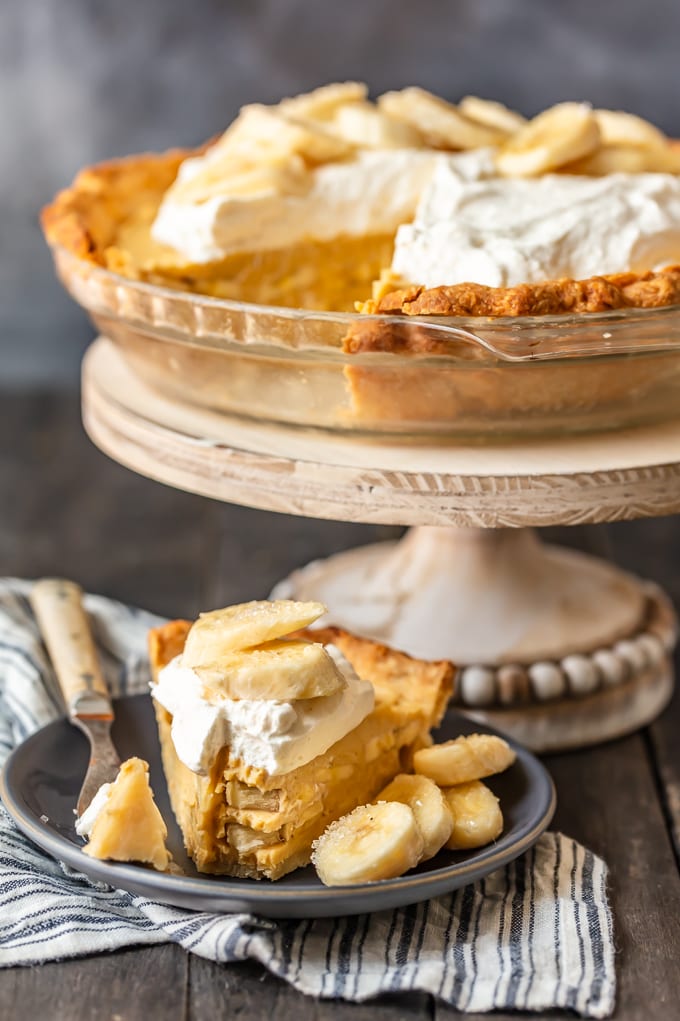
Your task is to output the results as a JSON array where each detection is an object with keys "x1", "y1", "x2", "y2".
[{"x1": 0, "y1": 579, "x2": 615, "y2": 1017}]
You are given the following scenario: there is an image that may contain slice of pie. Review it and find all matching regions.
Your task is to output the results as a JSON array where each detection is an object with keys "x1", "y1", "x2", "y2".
[{"x1": 148, "y1": 618, "x2": 454, "y2": 880}]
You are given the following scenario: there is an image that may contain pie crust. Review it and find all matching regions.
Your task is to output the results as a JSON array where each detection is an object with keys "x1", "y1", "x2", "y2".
[
  {"x1": 83, "y1": 757, "x2": 172, "y2": 871},
  {"x1": 357, "y1": 268, "x2": 680, "y2": 323}
]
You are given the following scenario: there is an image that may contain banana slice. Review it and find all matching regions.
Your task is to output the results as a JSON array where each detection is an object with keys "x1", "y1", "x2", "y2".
[
  {"x1": 279, "y1": 81, "x2": 368, "y2": 122},
  {"x1": 648, "y1": 145, "x2": 680, "y2": 173},
  {"x1": 197, "y1": 638, "x2": 345, "y2": 701},
  {"x1": 377, "y1": 773, "x2": 452, "y2": 861},
  {"x1": 458, "y1": 95, "x2": 527, "y2": 134},
  {"x1": 564, "y1": 142, "x2": 680, "y2": 175},
  {"x1": 413, "y1": 733, "x2": 516, "y2": 787},
  {"x1": 495, "y1": 102, "x2": 600, "y2": 176},
  {"x1": 214, "y1": 104, "x2": 354, "y2": 164},
  {"x1": 172, "y1": 153, "x2": 312, "y2": 204},
  {"x1": 594, "y1": 109, "x2": 668, "y2": 150},
  {"x1": 183, "y1": 599, "x2": 326, "y2": 667},
  {"x1": 378, "y1": 87, "x2": 505, "y2": 149},
  {"x1": 312, "y1": 801, "x2": 424, "y2": 885},
  {"x1": 180, "y1": 105, "x2": 350, "y2": 205},
  {"x1": 442, "y1": 781, "x2": 503, "y2": 850},
  {"x1": 330, "y1": 101, "x2": 424, "y2": 149}
]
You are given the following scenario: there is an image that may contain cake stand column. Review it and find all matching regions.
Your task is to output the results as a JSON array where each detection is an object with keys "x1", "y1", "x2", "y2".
[{"x1": 272, "y1": 525, "x2": 675, "y2": 751}]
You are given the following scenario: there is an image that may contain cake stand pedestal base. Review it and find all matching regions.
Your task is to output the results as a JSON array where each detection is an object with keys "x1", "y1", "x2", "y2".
[{"x1": 272, "y1": 526, "x2": 676, "y2": 752}]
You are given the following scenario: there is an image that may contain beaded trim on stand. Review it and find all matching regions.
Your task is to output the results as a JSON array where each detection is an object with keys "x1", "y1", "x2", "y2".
[{"x1": 452, "y1": 585, "x2": 676, "y2": 708}]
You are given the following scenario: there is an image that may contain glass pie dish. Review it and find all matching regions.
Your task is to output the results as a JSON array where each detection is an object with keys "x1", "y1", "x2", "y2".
[{"x1": 52, "y1": 245, "x2": 680, "y2": 441}]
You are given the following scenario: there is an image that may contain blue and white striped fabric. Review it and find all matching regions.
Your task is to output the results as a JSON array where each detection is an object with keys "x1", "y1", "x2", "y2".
[{"x1": 0, "y1": 580, "x2": 615, "y2": 1017}]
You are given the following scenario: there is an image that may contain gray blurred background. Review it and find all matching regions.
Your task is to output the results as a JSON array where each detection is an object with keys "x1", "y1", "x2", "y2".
[{"x1": 4, "y1": 0, "x2": 680, "y2": 387}]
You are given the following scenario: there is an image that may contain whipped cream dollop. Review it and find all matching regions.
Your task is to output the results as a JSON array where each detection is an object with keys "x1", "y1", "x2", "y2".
[
  {"x1": 75, "y1": 781, "x2": 113, "y2": 838},
  {"x1": 392, "y1": 148, "x2": 680, "y2": 288},
  {"x1": 151, "y1": 645, "x2": 374, "y2": 776},
  {"x1": 152, "y1": 149, "x2": 442, "y2": 262}
]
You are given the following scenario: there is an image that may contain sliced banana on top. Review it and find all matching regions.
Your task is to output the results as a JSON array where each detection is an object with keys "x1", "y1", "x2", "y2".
[
  {"x1": 312, "y1": 801, "x2": 424, "y2": 885},
  {"x1": 174, "y1": 103, "x2": 352, "y2": 203},
  {"x1": 172, "y1": 153, "x2": 312, "y2": 204},
  {"x1": 647, "y1": 145, "x2": 680, "y2": 173},
  {"x1": 183, "y1": 599, "x2": 326, "y2": 667},
  {"x1": 458, "y1": 95, "x2": 527, "y2": 135},
  {"x1": 495, "y1": 102, "x2": 601, "y2": 176},
  {"x1": 379, "y1": 87, "x2": 506, "y2": 150},
  {"x1": 198, "y1": 638, "x2": 345, "y2": 701},
  {"x1": 329, "y1": 101, "x2": 424, "y2": 149},
  {"x1": 594, "y1": 109, "x2": 668, "y2": 150},
  {"x1": 279, "y1": 81, "x2": 368, "y2": 122},
  {"x1": 562, "y1": 143, "x2": 678, "y2": 176},
  {"x1": 226, "y1": 105, "x2": 355, "y2": 163},
  {"x1": 413, "y1": 733, "x2": 516, "y2": 787},
  {"x1": 377, "y1": 773, "x2": 452, "y2": 861}
]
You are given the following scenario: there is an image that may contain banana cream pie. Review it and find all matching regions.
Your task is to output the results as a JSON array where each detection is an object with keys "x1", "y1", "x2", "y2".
[
  {"x1": 147, "y1": 600, "x2": 454, "y2": 880},
  {"x1": 43, "y1": 83, "x2": 680, "y2": 317}
]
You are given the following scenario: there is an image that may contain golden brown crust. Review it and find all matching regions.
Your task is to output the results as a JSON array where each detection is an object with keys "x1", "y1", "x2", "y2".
[
  {"x1": 41, "y1": 148, "x2": 193, "y2": 264},
  {"x1": 307, "y1": 626, "x2": 454, "y2": 728},
  {"x1": 359, "y1": 266, "x2": 680, "y2": 325},
  {"x1": 147, "y1": 619, "x2": 192, "y2": 672},
  {"x1": 343, "y1": 319, "x2": 460, "y2": 357}
]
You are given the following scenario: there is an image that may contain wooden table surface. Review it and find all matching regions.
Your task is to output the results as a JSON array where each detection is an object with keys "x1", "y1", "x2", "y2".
[{"x1": 1, "y1": 390, "x2": 679, "y2": 1021}]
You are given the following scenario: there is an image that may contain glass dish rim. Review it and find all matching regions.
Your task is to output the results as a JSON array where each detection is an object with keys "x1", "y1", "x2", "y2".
[{"x1": 53, "y1": 243, "x2": 680, "y2": 364}]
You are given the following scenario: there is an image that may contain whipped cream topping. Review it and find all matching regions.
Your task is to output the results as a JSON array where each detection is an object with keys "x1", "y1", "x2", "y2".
[
  {"x1": 151, "y1": 645, "x2": 374, "y2": 776},
  {"x1": 75, "y1": 781, "x2": 113, "y2": 838},
  {"x1": 392, "y1": 148, "x2": 680, "y2": 288},
  {"x1": 152, "y1": 149, "x2": 442, "y2": 262}
]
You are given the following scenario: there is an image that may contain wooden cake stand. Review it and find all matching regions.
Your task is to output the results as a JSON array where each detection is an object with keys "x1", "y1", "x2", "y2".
[{"x1": 82, "y1": 337, "x2": 680, "y2": 751}]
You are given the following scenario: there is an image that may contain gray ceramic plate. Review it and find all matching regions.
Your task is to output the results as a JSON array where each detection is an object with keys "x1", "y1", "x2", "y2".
[{"x1": 0, "y1": 696, "x2": 555, "y2": 918}]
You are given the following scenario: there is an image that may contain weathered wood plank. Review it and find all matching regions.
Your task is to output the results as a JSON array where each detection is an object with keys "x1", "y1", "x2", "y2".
[
  {"x1": 605, "y1": 517, "x2": 680, "y2": 866},
  {"x1": 209, "y1": 501, "x2": 402, "y2": 607},
  {"x1": 547, "y1": 735, "x2": 680, "y2": 1020},
  {"x1": 646, "y1": 690, "x2": 680, "y2": 865},
  {"x1": 188, "y1": 957, "x2": 429, "y2": 1019},
  {"x1": 0, "y1": 945, "x2": 188, "y2": 1021},
  {"x1": 0, "y1": 391, "x2": 215, "y2": 618}
]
